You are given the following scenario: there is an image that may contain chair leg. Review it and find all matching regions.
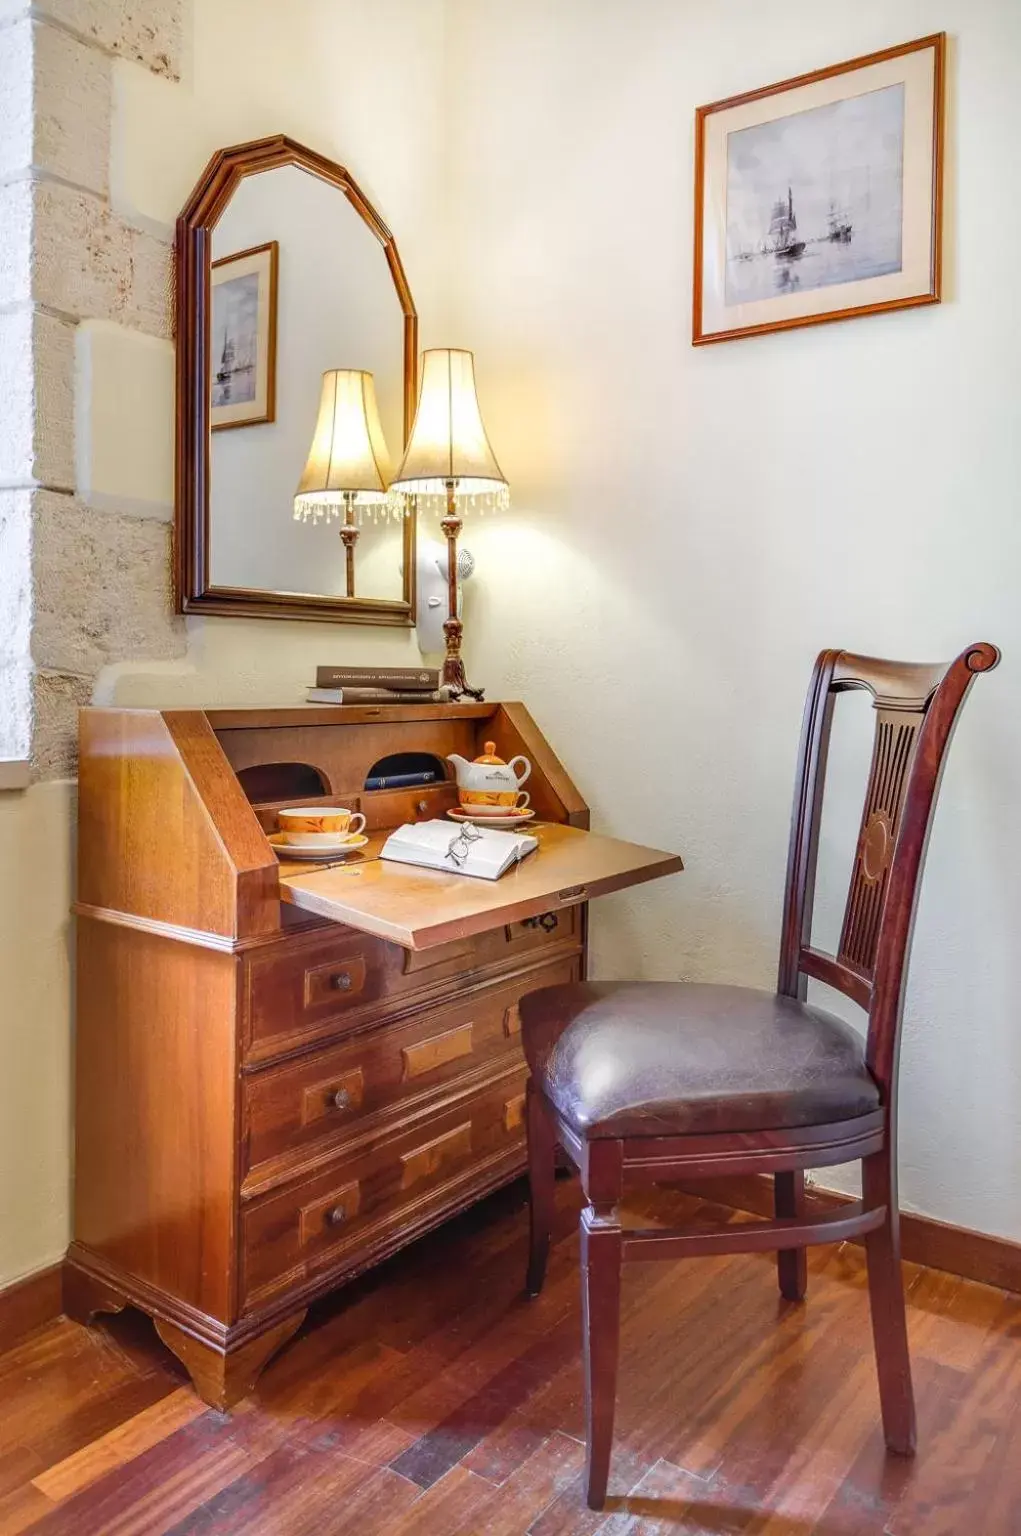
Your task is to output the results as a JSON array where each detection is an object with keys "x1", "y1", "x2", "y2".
[
  {"x1": 580, "y1": 1201, "x2": 622, "y2": 1510},
  {"x1": 526, "y1": 1080, "x2": 557, "y2": 1298},
  {"x1": 863, "y1": 1148, "x2": 916, "y2": 1456},
  {"x1": 775, "y1": 1169, "x2": 808, "y2": 1301}
]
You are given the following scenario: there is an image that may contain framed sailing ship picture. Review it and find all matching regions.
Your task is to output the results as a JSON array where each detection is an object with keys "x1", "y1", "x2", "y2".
[
  {"x1": 210, "y1": 240, "x2": 278, "y2": 428},
  {"x1": 693, "y1": 34, "x2": 944, "y2": 345}
]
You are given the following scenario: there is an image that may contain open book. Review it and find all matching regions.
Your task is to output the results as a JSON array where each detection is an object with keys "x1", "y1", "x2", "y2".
[{"x1": 380, "y1": 820, "x2": 539, "y2": 881}]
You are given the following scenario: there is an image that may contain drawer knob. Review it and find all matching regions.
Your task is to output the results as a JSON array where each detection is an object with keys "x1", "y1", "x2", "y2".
[
  {"x1": 331, "y1": 972, "x2": 353, "y2": 992},
  {"x1": 330, "y1": 1088, "x2": 351, "y2": 1112},
  {"x1": 326, "y1": 1204, "x2": 348, "y2": 1227},
  {"x1": 417, "y1": 799, "x2": 428, "y2": 814}
]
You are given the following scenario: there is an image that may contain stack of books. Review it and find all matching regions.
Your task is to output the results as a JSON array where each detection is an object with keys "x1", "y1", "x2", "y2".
[{"x1": 307, "y1": 666, "x2": 453, "y2": 706}]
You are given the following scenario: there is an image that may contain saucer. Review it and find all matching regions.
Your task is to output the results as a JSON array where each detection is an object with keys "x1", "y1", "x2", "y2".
[
  {"x1": 447, "y1": 808, "x2": 535, "y2": 830},
  {"x1": 268, "y1": 833, "x2": 368, "y2": 861}
]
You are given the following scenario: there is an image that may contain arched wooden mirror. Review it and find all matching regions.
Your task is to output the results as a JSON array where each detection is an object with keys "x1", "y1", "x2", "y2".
[{"x1": 175, "y1": 135, "x2": 417, "y2": 624}]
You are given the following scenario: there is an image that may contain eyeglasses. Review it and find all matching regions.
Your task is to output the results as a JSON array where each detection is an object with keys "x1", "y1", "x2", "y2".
[{"x1": 445, "y1": 823, "x2": 483, "y2": 868}]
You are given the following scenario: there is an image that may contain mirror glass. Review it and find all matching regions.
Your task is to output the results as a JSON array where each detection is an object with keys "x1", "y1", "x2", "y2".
[{"x1": 207, "y1": 163, "x2": 409, "y2": 604}]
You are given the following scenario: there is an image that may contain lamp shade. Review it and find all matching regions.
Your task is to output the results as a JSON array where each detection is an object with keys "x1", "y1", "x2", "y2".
[
  {"x1": 391, "y1": 349, "x2": 507, "y2": 500},
  {"x1": 294, "y1": 369, "x2": 393, "y2": 520}
]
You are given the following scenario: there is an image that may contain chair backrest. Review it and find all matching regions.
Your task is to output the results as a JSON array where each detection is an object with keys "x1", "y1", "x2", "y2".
[{"x1": 777, "y1": 643, "x2": 1000, "y2": 1102}]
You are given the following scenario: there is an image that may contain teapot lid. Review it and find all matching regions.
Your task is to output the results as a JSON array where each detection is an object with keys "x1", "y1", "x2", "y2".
[{"x1": 473, "y1": 740, "x2": 506, "y2": 765}]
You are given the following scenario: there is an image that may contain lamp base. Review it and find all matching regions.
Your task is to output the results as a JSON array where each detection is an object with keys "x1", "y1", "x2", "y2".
[
  {"x1": 441, "y1": 614, "x2": 484, "y2": 702},
  {"x1": 442, "y1": 656, "x2": 485, "y2": 703},
  {"x1": 440, "y1": 501, "x2": 484, "y2": 701}
]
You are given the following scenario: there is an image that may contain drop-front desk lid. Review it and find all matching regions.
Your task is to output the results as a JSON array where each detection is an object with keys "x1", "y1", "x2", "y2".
[{"x1": 278, "y1": 822, "x2": 683, "y2": 951}]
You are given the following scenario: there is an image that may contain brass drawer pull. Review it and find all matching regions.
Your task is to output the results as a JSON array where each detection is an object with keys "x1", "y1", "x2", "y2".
[
  {"x1": 301, "y1": 1069, "x2": 363, "y2": 1129},
  {"x1": 557, "y1": 885, "x2": 587, "y2": 903},
  {"x1": 302, "y1": 955, "x2": 368, "y2": 1012},
  {"x1": 299, "y1": 1179, "x2": 360, "y2": 1246},
  {"x1": 522, "y1": 913, "x2": 559, "y2": 933}
]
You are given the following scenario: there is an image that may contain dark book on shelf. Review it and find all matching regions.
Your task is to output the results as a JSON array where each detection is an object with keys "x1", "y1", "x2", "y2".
[
  {"x1": 315, "y1": 666, "x2": 439, "y2": 691},
  {"x1": 363, "y1": 770, "x2": 442, "y2": 791}
]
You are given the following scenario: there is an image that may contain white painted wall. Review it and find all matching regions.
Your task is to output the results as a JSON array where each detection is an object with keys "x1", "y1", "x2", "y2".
[
  {"x1": 0, "y1": 783, "x2": 73, "y2": 1283},
  {"x1": 445, "y1": 0, "x2": 1021, "y2": 1236}
]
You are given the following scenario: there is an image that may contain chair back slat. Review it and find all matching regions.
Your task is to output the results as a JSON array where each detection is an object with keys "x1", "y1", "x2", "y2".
[
  {"x1": 778, "y1": 643, "x2": 1000, "y2": 1102},
  {"x1": 837, "y1": 710, "x2": 924, "y2": 979},
  {"x1": 776, "y1": 651, "x2": 838, "y2": 1001}
]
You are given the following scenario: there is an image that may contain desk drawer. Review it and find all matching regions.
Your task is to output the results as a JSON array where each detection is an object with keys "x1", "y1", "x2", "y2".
[
  {"x1": 360, "y1": 783, "x2": 458, "y2": 830},
  {"x1": 242, "y1": 959, "x2": 577, "y2": 1190},
  {"x1": 240, "y1": 1066, "x2": 528, "y2": 1311},
  {"x1": 244, "y1": 929, "x2": 402, "y2": 1063},
  {"x1": 244, "y1": 905, "x2": 582, "y2": 1064},
  {"x1": 401, "y1": 903, "x2": 580, "y2": 980}
]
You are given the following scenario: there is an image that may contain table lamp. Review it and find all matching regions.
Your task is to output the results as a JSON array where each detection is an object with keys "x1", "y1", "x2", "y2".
[
  {"x1": 391, "y1": 348, "x2": 508, "y2": 700},
  {"x1": 293, "y1": 369, "x2": 399, "y2": 598}
]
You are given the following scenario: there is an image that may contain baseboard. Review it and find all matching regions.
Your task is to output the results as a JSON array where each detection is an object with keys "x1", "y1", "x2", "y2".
[
  {"x1": 676, "y1": 1175, "x2": 1021, "y2": 1296},
  {"x1": 3, "y1": 1181, "x2": 1019, "y2": 1358},
  {"x1": 0, "y1": 1263, "x2": 65, "y2": 1353}
]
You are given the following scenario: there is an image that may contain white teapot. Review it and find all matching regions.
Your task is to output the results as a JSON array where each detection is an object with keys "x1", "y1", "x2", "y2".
[{"x1": 446, "y1": 741, "x2": 531, "y2": 810}]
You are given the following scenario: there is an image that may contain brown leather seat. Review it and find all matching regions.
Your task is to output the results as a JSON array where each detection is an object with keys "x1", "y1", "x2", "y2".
[{"x1": 521, "y1": 981, "x2": 881, "y2": 1139}]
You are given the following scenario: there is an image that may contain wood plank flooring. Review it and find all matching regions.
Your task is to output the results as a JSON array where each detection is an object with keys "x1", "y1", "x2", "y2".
[{"x1": 1, "y1": 1178, "x2": 1020, "y2": 1534}]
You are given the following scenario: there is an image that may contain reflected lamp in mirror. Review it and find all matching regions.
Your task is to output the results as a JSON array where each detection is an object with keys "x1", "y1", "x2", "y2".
[
  {"x1": 175, "y1": 135, "x2": 418, "y2": 624},
  {"x1": 293, "y1": 369, "x2": 403, "y2": 600},
  {"x1": 392, "y1": 348, "x2": 508, "y2": 700}
]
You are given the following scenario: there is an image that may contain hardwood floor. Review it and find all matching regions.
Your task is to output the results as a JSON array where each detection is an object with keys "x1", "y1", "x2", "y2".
[{"x1": 2, "y1": 1177, "x2": 1020, "y2": 1534}]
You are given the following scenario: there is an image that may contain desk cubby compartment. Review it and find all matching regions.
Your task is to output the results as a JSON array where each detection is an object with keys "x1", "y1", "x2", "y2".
[
  {"x1": 236, "y1": 761, "x2": 330, "y2": 805},
  {"x1": 363, "y1": 751, "x2": 449, "y2": 792},
  {"x1": 361, "y1": 751, "x2": 456, "y2": 829}
]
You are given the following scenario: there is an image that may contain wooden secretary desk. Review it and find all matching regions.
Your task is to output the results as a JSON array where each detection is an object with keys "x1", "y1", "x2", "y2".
[{"x1": 67, "y1": 701, "x2": 681, "y2": 1408}]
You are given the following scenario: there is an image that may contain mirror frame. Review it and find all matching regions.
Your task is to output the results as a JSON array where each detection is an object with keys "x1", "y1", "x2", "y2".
[{"x1": 174, "y1": 135, "x2": 418, "y2": 625}]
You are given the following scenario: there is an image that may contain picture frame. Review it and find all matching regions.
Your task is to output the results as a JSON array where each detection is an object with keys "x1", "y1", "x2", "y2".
[
  {"x1": 693, "y1": 34, "x2": 945, "y2": 345},
  {"x1": 210, "y1": 239, "x2": 279, "y2": 428}
]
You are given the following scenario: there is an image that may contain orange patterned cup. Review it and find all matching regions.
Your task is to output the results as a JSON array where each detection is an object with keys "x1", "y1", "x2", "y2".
[
  {"x1": 459, "y1": 789, "x2": 531, "y2": 812},
  {"x1": 278, "y1": 806, "x2": 366, "y2": 843}
]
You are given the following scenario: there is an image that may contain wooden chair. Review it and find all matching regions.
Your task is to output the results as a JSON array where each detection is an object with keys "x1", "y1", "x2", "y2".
[{"x1": 521, "y1": 643, "x2": 999, "y2": 1510}]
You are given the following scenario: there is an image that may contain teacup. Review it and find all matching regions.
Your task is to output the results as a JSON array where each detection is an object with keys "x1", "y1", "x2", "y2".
[
  {"x1": 278, "y1": 806, "x2": 366, "y2": 844},
  {"x1": 459, "y1": 792, "x2": 530, "y2": 816}
]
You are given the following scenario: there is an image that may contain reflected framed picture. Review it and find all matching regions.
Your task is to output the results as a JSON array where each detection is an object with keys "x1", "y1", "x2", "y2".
[
  {"x1": 693, "y1": 34, "x2": 944, "y2": 345},
  {"x1": 210, "y1": 240, "x2": 278, "y2": 428}
]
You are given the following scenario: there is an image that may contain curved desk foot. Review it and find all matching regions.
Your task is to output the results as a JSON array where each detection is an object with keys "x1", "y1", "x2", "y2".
[
  {"x1": 63, "y1": 1262, "x2": 128, "y2": 1326},
  {"x1": 154, "y1": 1312, "x2": 307, "y2": 1411}
]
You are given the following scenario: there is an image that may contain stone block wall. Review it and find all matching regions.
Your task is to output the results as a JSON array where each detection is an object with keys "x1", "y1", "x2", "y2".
[{"x1": 0, "y1": 0, "x2": 185, "y2": 776}]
